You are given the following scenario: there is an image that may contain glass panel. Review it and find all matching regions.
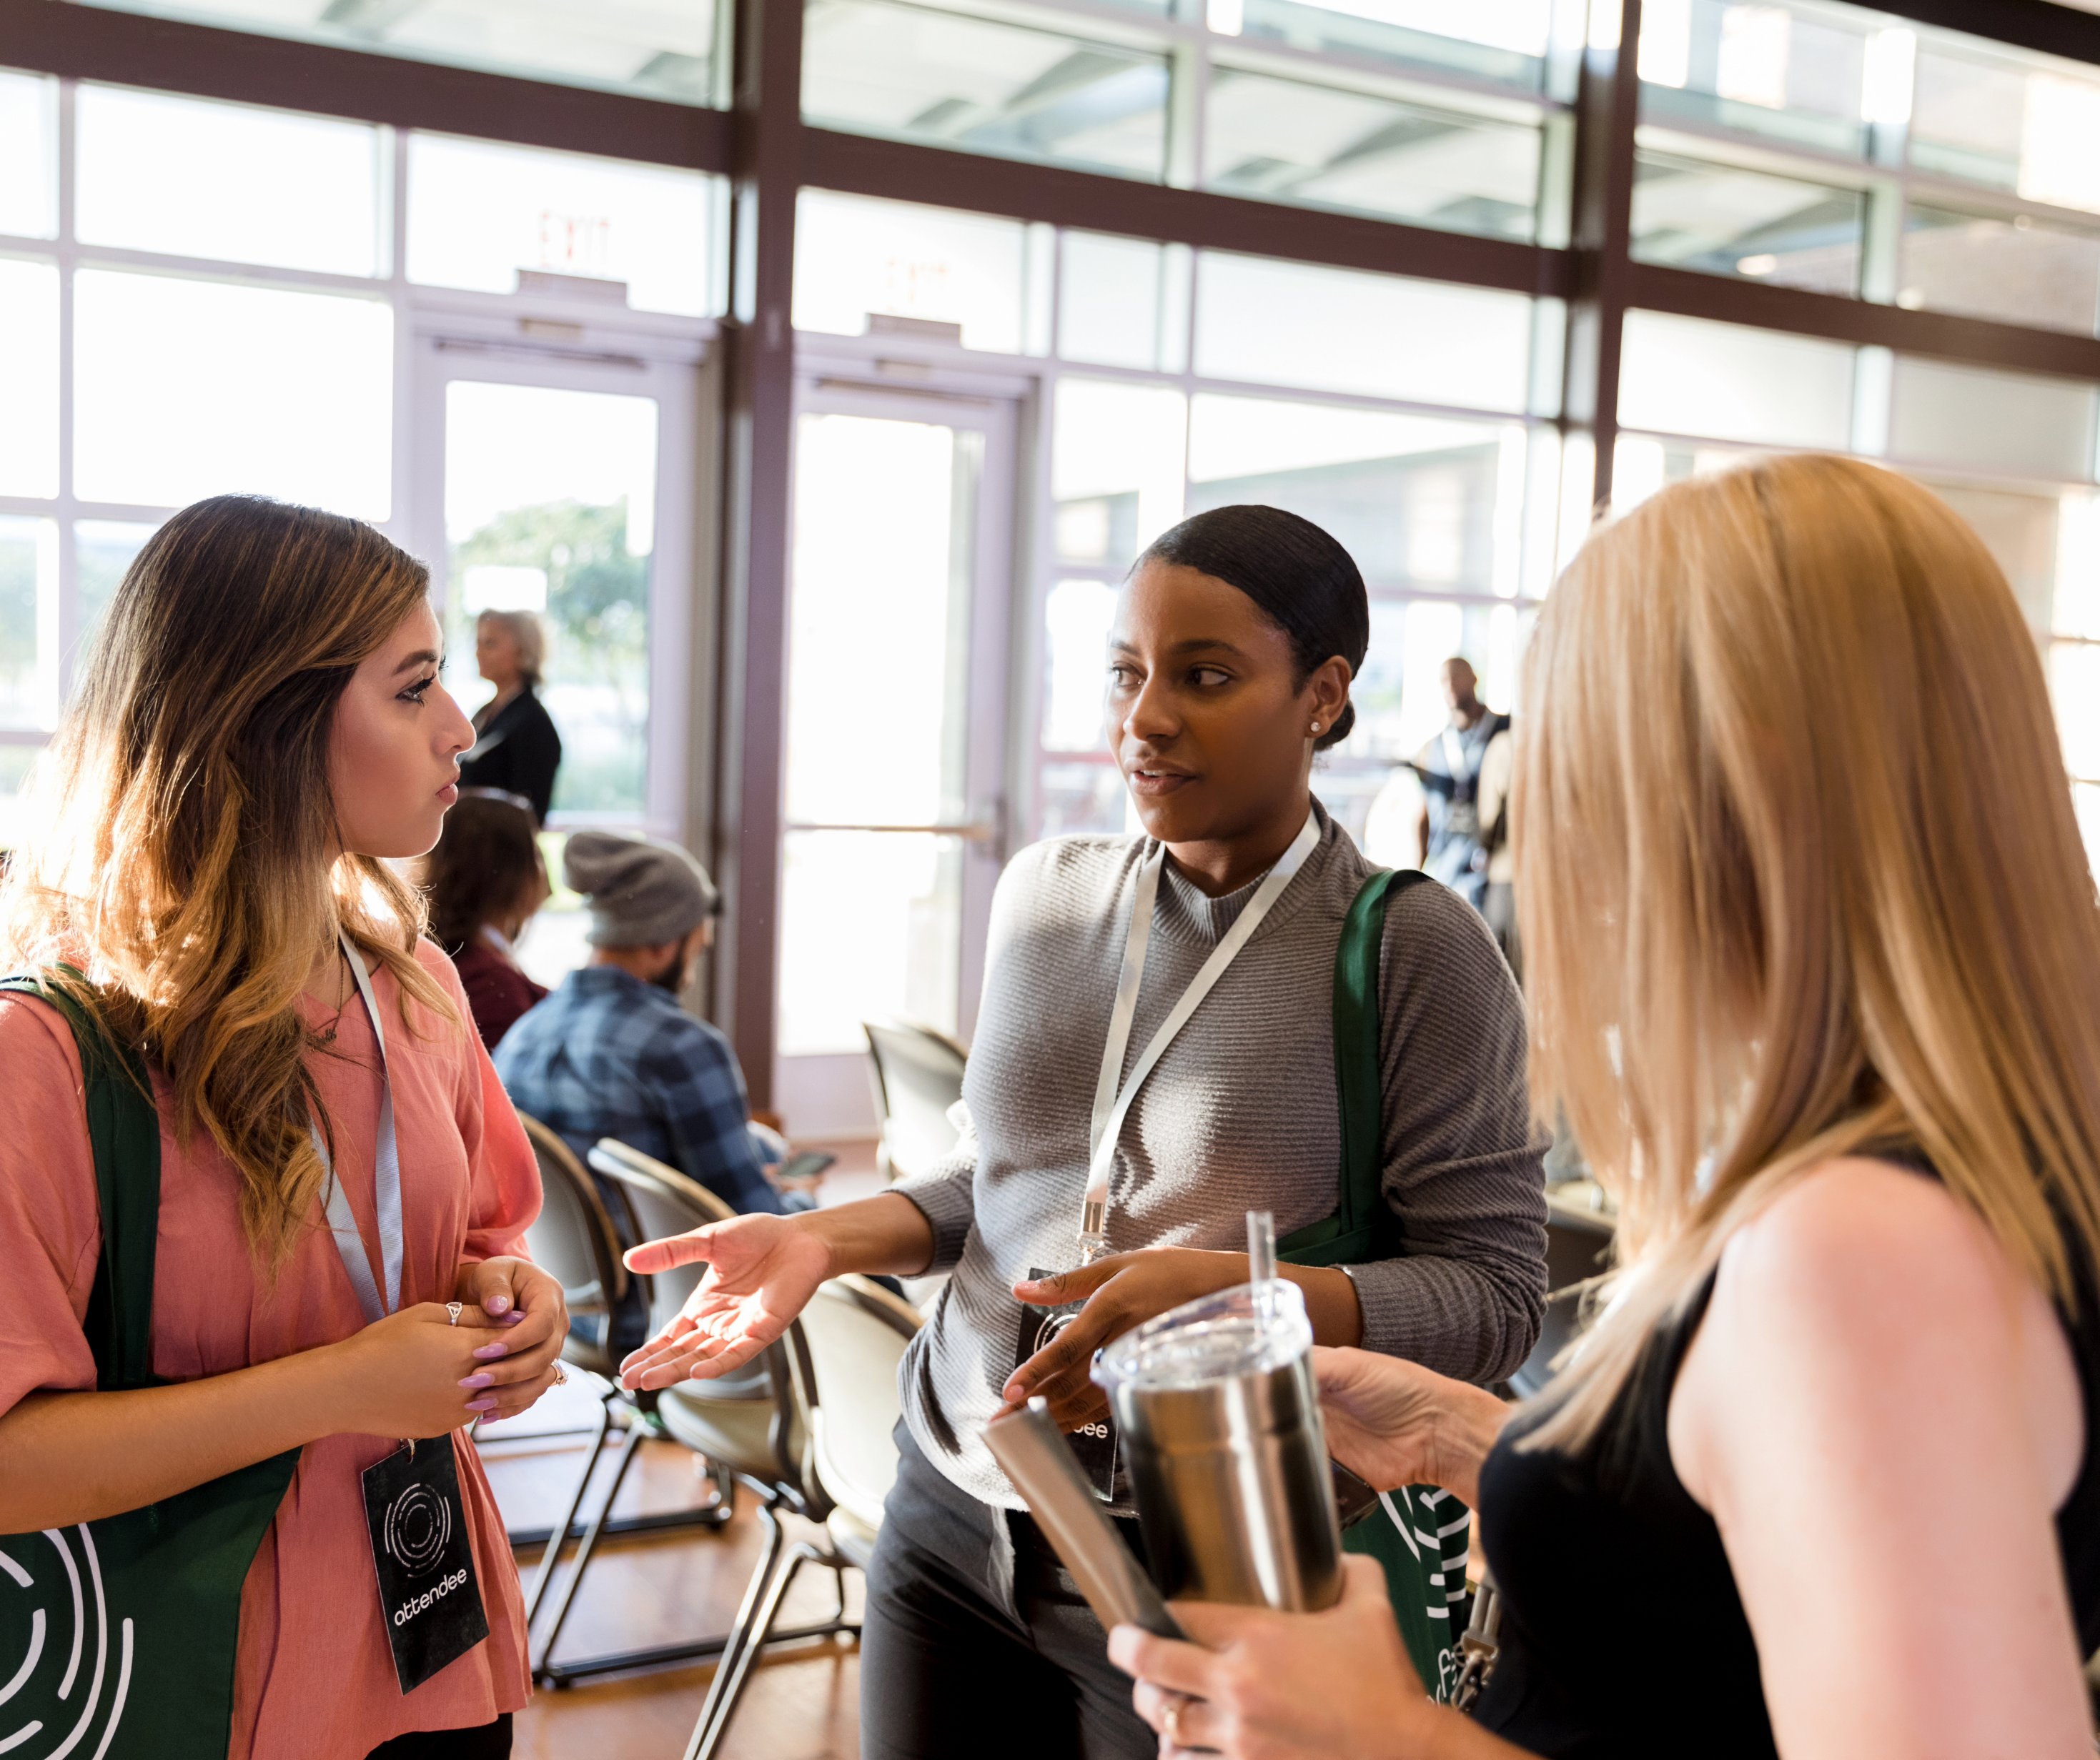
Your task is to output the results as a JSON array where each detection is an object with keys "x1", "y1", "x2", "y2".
[
  {"x1": 0, "y1": 71, "x2": 58, "y2": 240},
  {"x1": 1205, "y1": 70, "x2": 1540, "y2": 242},
  {"x1": 1051, "y1": 379, "x2": 1187, "y2": 570},
  {"x1": 1043, "y1": 578, "x2": 1117, "y2": 752},
  {"x1": 0, "y1": 742, "x2": 36, "y2": 849},
  {"x1": 1036, "y1": 760, "x2": 1126, "y2": 838},
  {"x1": 0, "y1": 517, "x2": 58, "y2": 732},
  {"x1": 0, "y1": 258, "x2": 59, "y2": 499},
  {"x1": 70, "y1": 0, "x2": 720, "y2": 106},
  {"x1": 1609, "y1": 431, "x2": 1761, "y2": 514},
  {"x1": 2056, "y1": 492, "x2": 2100, "y2": 641},
  {"x1": 2075, "y1": 780, "x2": 2100, "y2": 875},
  {"x1": 1188, "y1": 395, "x2": 1512, "y2": 592},
  {"x1": 1194, "y1": 253, "x2": 1533, "y2": 414},
  {"x1": 76, "y1": 86, "x2": 382, "y2": 277},
  {"x1": 443, "y1": 382, "x2": 660, "y2": 817},
  {"x1": 1913, "y1": 46, "x2": 2100, "y2": 214},
  {"x1": 786, "y1": 412, "x2": 976, "y2": 827},
  {"x1": 780, "y1": 830, "x2": 963, "y2": 1051},
  {"x1": 781, "y1": 408, "x2": 982, "y2": 1054},
  {"x1": 1637, "y1": 0, "x2": 1875, "y2": 158},
  {"x1": 802, "y1": 0, "x2": 1169, "y2": 182},
  {"x1": 1059, "y1": 232, "x2": 1189, "y2": 373},
  {"x1": 406, "y1": 135, "x2": 719, "y2": 317},
  {"x1": 1888, "y1": 358, "x2": 2096, "y2": 481},
  {"x1": 794, "y1": 190, "x2": 1035, "y2": 352},
  {"x1": 1898, "y1": 205, "x2": 2100, "y2": 334},
  {"x1": 1630, "y1": 149, "x2": 1863, "y2": 294},
  {"x1": 1618, "y1": 309, "x2": 1854, "y2": 449},
  {"x1": 2053, "y1": 644, "x2": 2100, "y2": 783},
  {"x1": 74, "y1": 272, "x2": 393, "y2": 516},
  {"x1": 1227, "y1": 0, "x2": 1551, "y2": 94},
  {"x1": 75, "y1": 520, "x2": 162, "y2": 660},
  {"x1": 1917, "y1": 479, "x2": 2061, "y2": 638}
]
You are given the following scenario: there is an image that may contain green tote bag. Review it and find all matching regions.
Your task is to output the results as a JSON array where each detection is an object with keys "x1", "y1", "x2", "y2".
[
  {"x1": 1274, "y1": 871, "x2": 1475, "y2": 1704},
  {"x1": 0, "y1": 977, "x2": 301, "y2": 1760}
]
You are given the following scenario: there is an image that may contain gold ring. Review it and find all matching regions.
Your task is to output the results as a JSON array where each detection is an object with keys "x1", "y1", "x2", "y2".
[
  {"x1": 1164, "y1": 1695, "x2": 1185, "y2": 1748},
  {"x1": 552, "y1": 1362, "x2": 568, "y2": 1386},
  {"x1": 446, "y1": 1301, "x2": 464, "y2": 1326}
]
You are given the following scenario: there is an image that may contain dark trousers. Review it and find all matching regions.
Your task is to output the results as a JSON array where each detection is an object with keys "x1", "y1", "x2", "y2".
[
  {"x1": 860, "y1": 1424, "x2": 1155, "y2": 1760},
  {"x1": 363, "y1": 1713, "x2": 512, "y2": 1759}
]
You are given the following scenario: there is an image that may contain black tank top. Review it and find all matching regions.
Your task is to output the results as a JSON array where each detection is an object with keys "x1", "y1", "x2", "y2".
[{"x1": 1472, "y1": 1180, "x2": 2100, "y2": 1756}]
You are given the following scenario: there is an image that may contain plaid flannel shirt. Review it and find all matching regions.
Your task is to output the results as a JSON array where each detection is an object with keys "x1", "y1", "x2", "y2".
[{"x1": 494, "y1": 965, "x2": 783, "y2": 1215}]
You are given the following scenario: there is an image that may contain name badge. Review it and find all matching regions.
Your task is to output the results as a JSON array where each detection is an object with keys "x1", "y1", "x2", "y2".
[
  {"x1": 1014, "y1": 1268, "x2": 1120, "y2": 1501},
  {"x1": 361, "y1": 1434, "x2": 490, "y2": 1694}
]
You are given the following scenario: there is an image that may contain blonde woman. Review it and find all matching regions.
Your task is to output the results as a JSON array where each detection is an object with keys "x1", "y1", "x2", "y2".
[
  {"x1": 0, "y1": 497, "x2": 565, "y2": 1759},
  {"x1": 1110, "y1": 455, "x2": 2100, "y2": 1759}
]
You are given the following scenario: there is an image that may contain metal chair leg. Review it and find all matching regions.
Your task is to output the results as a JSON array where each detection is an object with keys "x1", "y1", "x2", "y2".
[
  {"x1": 532, "y1": 1419, "x2": 646, "y2": 1676},
  {"x1": 521, "y1": 1392, "x2": 616, "y2": 1626},
  {"x1": 686, "y1": 1537, "x2": 816, "y2": 1760}
]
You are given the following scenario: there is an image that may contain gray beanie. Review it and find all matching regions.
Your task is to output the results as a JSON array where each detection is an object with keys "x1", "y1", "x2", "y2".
[{"x1": 563, "y1": 832, "x2": 720, "y2": 948}]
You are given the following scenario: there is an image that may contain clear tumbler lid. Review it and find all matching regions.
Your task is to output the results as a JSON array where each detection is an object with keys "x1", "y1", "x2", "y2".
[{"x1": 1091, "y1": 1278, "x2": 1313, "y2": 1396}]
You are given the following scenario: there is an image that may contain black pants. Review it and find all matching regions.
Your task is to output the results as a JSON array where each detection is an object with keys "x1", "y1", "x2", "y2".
[
  {"x1": 860, "y1": 1424, "x2": 1154, "y2": 1760},
  {"x1": 363, "y1": 1713, "x2": 512, "y2": 1759}
]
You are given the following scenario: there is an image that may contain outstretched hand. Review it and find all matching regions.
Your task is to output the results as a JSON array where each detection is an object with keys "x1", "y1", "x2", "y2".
[{"x1": 618, "y1": 1212, "x2": 831, "y2": 1390}]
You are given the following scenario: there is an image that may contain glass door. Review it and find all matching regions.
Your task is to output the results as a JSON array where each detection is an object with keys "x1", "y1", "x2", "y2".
[
  {"x1": 410, "y1": 332, "x2": 699, "y2": 983},
  {"x1": 776, "y1": 380, "x2": 1018, "y2": 1133}
]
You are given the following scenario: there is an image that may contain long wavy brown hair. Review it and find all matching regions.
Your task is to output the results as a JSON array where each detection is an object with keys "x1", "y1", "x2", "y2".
[
  {"x1": 1517, "y1": 454, "x2": 2100, "y2": 1450},
  {"x1": 1, "y1": 495, "x2": 455, "y2": 1268}
]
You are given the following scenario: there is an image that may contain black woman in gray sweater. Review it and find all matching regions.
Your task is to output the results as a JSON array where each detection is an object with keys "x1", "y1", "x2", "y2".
[{"x1": 618, "y1": 504, "x2": 1549, "y2": 1759}]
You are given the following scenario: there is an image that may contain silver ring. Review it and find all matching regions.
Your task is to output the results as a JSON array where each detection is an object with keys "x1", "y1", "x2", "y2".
[
  {"x1": 552, "y1": 1362, "x2": 568, "y2": 1386},
  {"x1": 446, "y1": 1301, "x2": 464, "y2": 1326}
]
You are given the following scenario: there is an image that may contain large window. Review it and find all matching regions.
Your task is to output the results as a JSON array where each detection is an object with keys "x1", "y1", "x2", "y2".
[
  {"x1": 72, "y1": 0, "x2": 725, "y2": 106},
  {"x1": 1635, "y1": 0, "x2": 2100, "y2": 338},
  {"x1": 802, "y1": 0, "x2": 1575, "y2": 242},
  {"x1": 0, "y1": 76, "x2": 723, "y2": 844},
  {"x1": 794, "y1": 189, "x2": 1562, "y2": 855}
]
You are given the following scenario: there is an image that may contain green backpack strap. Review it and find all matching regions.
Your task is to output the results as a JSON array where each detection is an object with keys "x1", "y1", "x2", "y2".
[
  {"x1": 0, "y1": 973, "x2": 161, "y2": 1390},
  {"x1": 1278, "y1": 867, "x2": 1429, "y2": 1268}
]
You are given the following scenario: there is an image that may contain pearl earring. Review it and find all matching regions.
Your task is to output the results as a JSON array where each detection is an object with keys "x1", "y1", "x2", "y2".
[{"x1": 1309, "y1": 721, "x2": 1322, "y2": 735}]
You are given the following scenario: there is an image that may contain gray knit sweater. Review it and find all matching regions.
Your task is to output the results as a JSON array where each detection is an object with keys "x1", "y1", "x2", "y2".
[{"x1": 892, "y1": 802, "x2": 1549, "y2": 1512}]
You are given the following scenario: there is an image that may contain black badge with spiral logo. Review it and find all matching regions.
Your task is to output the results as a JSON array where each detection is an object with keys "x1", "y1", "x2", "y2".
[
  {"x1": 1013, "y1": 1270, "x2": 1121, "y2": 1501},
  {"x1": 361, "y1": 1435, "x2": 489, "y2": 1693}
]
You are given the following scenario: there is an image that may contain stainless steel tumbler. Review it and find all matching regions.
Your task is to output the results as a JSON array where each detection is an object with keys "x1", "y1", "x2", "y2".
[{"x1": 1091, "y1": 1272, "x2": 1345, "y2": 1612}]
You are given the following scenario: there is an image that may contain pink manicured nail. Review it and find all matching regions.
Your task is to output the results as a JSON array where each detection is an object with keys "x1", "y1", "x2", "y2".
[
  {"x1": 485, "y1": 1295, "x2": 512, "y2": 1315},
  {"x1": 472, "y1": 1343, "x2": 508, "y2": 1360},
  {"x1": 459, "y1": 1372, "x2": 494, "y2": 1389},
  {"x1": 500, "y1": 1311, "x2": 525, "y2": 1326},
  {"x1": 465, "y1": 1396, "x2": 497, "y2": 1412}
]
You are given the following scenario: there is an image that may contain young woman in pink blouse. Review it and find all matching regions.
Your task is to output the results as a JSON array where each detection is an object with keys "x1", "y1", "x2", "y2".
[{"x1": 0, "y1": 496, "x2": 565, "y2": 1759}]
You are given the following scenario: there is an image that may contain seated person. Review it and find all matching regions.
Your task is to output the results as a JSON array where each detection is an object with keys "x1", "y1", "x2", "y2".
[
  {"x1": 421, "y1": 788, "x2": 550, "y2": 1049},
  {"x1": 495, "y1": 832, "x2": 788, "y2": 1218}
]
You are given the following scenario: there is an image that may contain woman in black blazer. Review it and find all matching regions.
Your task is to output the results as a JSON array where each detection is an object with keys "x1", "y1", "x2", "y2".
[{"x1": 459, "y1": 609, "x2": 563, "y2": 825}]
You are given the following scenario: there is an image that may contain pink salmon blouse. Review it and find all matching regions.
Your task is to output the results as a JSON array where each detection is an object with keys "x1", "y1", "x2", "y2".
[{"x1": 0, "y1": 941, "x2": 540, "y2": 1758}]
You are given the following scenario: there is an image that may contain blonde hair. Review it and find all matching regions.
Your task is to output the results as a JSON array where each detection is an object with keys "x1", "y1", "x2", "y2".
[
  {"x1": 477, "y1": 608, "x2": 547, "y2": 687},
  {"x1": 1517, "y1": 454, "x2": 2100, "y2": 1451},
  {"x1": 1, "y1": 495, "x2": 455, "y2": 1270}
]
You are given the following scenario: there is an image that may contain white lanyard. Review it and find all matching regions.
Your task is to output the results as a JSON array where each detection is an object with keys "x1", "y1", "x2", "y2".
[
  {"x1": 318, "y1": 933, "x2": 406, "y2": 1324},
  {"x1": 1077, "y1": 810, "x2": 1320, "y2": 1262}
]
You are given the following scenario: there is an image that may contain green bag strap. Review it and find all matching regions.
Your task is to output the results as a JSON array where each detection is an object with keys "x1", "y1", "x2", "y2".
[
  {"x1": 1279, "y1": 867, "x2": 1429, "y2": 1267},
  {"x1": 0, "y1": 973, "x2": 162, "y2": 1391}
]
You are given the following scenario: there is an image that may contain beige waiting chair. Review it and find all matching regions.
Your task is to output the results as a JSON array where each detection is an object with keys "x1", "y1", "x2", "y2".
[
  {"x1": 512, "y1": 1116, "x2": 732, "y2": 1640},
  {"x1": 680, "y1": 1273, "x2": 923, "y2": 1760},
  {"x1": 530, "y1": 1137, "x2": 854, "y2": 1690},
  {"x1": 862, "y1": 1015, "x2": 968, "y2": 1181}
]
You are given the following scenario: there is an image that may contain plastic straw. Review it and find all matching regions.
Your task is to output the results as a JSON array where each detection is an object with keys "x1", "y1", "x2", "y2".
[{"x1": 1247, "y1": 1209, "x2": 1277, "y2": 1301}]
